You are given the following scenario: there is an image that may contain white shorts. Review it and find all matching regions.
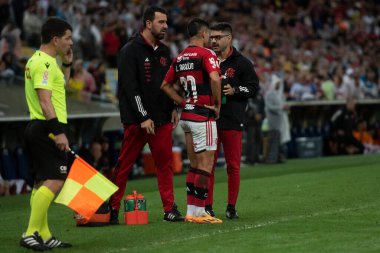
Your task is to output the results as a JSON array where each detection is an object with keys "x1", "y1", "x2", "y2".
[{"x1": 180, "y1": 120, "x2": 217, "y2": 153}]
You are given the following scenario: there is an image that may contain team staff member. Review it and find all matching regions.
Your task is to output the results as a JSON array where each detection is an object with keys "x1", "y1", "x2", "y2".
[
  {"x1": 206, "y1": 22, "x2": 259, "y2": 219},
  {"x1": 109, "y1": 6, "x2": 184, "y2": 223},
  {"x1": 21, "y1": 17, "x2": 73, "y2": 250},
  {"x1": 329, "y1": 98, "x2": 364, "y2": 155},
  {"x1": 161, "y1": 18, "x2": 223, "y2": 224}
]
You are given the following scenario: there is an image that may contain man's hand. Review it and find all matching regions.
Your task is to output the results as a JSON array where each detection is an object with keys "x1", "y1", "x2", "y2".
[
  {"x1": 171, "y1": 109, "x2": 179, "y2": 128},
  {"x1": 61, "y1": 48, "x2": 73, "y2": 65},
  {"x1": 223, "y1": 84, "x2": 235, "y2": 96},
  {"x1": 204, "y1": 105, "x2": 220, "y2": 120},
  {"x1": 141, "y1": 119, "x2": 155, "y2": 135},
  {"x1": 53, "y1": 133, "x2": 70, "y2": 152}
]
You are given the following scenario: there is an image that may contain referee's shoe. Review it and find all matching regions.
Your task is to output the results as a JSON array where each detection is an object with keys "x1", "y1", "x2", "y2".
[
  {"x1": 44, "y1": 236, "x2": 72, "y2": 248},
  {"x1": 20, "y1": 232, "x2": 51, "y2": 251}
]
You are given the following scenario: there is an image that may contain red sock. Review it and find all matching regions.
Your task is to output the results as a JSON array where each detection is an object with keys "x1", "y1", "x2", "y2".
[
  {"x1": 194, "y1": 170, "x2": 210, "y2": 207},
  {"x1": 186, "y1": 167, "x2": 196, "y2": 205}
]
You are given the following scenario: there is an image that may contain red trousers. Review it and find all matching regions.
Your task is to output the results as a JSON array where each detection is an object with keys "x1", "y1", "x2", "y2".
[
  {"x1": 110, "y1": 123, "x2": 174, "y2": 212},
  {"x1": 206, "y1": 129, "x2": 242, "y2": 206}
]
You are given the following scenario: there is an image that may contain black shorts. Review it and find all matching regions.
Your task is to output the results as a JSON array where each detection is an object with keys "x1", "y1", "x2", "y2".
[{"x1": 24, "y1": 120, "x2": 68, "y2": 182}]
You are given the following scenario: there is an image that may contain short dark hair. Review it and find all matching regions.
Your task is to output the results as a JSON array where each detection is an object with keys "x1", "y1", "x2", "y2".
[
  {"x1": 187, "y1": 18, "x2": 209, "y2": 37},
  {"x1": 210, "y1": 22, "x2": 233, "y2": 36},
  {"x1": 142, "y1": 6, "x2": 168, "y2": 27},
  {"x1": 41, "y1": 17, "x2": 72, "y2": 44}
]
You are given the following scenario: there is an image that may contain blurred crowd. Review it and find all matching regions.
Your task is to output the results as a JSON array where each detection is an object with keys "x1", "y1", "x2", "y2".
[
  {"x1": 1, "y1": 0, "x2": 380, "y2": 185},
  {"x1": 1, "y1": 0, "x2": 380, "y2": 101}
]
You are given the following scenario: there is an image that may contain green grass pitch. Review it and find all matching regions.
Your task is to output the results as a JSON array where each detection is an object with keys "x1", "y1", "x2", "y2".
[{"x1": 1, "y1": 155, "x2": 379, "y2": 253}]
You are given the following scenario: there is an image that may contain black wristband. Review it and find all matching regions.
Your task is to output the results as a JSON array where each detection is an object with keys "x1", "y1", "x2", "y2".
[
  {"x1": 47, "y1": 118, "x2": 65, "y2": 135},
  {"x1": 62, "y1": 62, "x2": 72, "y2": 67}
]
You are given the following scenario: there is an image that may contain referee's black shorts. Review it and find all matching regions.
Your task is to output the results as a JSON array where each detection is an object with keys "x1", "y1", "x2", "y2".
[{"x1": 24, "y1": 120, "x2": 68, "y2": 182}]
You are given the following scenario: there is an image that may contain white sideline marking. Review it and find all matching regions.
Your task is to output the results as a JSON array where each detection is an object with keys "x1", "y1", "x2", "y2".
[{"x1": 105, "y1": 204, "x2": 376, "y2": 253}]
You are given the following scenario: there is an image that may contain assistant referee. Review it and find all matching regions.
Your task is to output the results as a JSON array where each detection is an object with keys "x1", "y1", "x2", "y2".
[{"x1": 20, "y1": 17, "x2": 73, "y2": 251}]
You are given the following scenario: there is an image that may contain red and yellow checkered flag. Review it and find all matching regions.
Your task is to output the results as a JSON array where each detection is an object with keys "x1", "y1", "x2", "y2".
[{"x1": 54, "y1": 156, "x2": 118, "y2": 220}]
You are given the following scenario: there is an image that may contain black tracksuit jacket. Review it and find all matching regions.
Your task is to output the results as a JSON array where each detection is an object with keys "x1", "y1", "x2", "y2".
[
  {"x1": 217, "y1": 47, "x2": 259, "y2": 130},
  {"x1": 117, "y1": 33, "x2": 174, "y2": 125}
]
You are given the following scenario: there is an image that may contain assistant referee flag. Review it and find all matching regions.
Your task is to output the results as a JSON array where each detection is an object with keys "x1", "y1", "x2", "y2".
[{"x1": 55, "y1": 157, "x2": 118, "y2": 220}]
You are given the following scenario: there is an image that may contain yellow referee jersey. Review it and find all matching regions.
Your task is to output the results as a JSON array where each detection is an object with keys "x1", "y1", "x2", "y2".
[{"x1": 25, "y1": 50, "x2": 67, "y2": 124}]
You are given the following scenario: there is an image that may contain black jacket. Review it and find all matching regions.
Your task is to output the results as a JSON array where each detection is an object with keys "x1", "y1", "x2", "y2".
[
  {"x1": 330, "y1": 107, "x2": 358, "y2": 136},
  {"x1": 117, "y1": 33, "x2": 174, "y2": 125},
  {"x1": 217, "y1": 47, "x2": 259, "y2": 130}
]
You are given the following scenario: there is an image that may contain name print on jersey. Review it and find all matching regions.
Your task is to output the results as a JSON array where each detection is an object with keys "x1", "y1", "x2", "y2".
[{"x1": 175, "y1": 62, "x2": 194, "y2": 71}]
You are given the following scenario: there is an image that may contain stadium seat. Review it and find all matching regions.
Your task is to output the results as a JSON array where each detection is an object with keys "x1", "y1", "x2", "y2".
[
  {"x1": 103, "y1": 130, "x2": 123, "y2": 165},
  {"x1": 321, "y1": 123, "x2": 332, "y2": 138},
  {"x1": 0, "y1": 148, "x2": 17, "y2": 180},
  {"x1": 298, "y1": 127, "x2": 307, "y2": 137},
  {"x1": 14, "y1": 147, "x2": 29, "y2": 180},
  {"x1": 306, "y1": 125, "x2": 318, "y2": 137},
  {"x1": 289, "y1": 126, "x2": 304, "y2": 158}
]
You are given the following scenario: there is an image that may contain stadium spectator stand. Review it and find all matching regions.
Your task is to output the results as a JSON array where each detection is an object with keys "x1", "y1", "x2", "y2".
[{"x1": 1, "y1": 0, "x2": 380, "y2": 190}]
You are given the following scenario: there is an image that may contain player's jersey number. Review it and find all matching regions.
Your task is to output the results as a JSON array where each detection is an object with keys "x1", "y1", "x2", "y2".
[{"x1": 180, "y1": 75, "x2": 198, "y2": 103}]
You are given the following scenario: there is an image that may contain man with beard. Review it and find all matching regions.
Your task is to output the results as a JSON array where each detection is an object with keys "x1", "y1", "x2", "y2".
[
  {"x1": 206, "y1": 22, "x2": 259, "y2": 219},
  {"x1": 109, "y1": 6, "x2": 184, "y2": 224}
]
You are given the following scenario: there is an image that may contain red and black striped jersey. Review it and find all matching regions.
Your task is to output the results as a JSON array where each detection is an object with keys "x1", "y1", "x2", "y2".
[{"x1": 164, "y1": 46, "x2": 220, "y2": 122}]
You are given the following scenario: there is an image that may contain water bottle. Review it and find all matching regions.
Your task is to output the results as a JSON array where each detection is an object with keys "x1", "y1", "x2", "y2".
[
  {"x1": 221, "y1": 94, "x2": 227, "y2": 104},
  {"x1": 124, "y1": 194, "x2": 135, "y2": 212},
  {"x1": 221, "y1": 82, "x2": 228, "y2": 105},
  {"x1": 136, "y1": 194, "x2": 146, "y2": 211}
]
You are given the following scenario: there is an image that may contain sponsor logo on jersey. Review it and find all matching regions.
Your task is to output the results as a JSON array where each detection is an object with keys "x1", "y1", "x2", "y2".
[
  {"x1": 225, "y1": 68, "x2": 235, "y2": 78},
  {"x1": 239, "y1": 86, "x2": 249, "y2": 93},
  {"x1": 183, "y1": 52, "x2": 197, "y2": 57},
  {"x1": 42, "y1": 70, "x2": 49, "y2": 85},
  {"x1": 25, "y1": 68, "x2": 31, "y2": 79},
  {"x1": 160, "y1": 57, "x2": 167, "y2": 66},
  {"x1": 176, "y1": 56, "x2": 182, "y2": 62},
  {"x1": 43, "y1": 71, "x2": 49, "y2": 80},
  {"x1": 185, "y1": 104, "x2": 195, "y2": 110},
  {"x1": 177, "y1": 53, "x2": 197, "y2": 63},
  {"x1": 144, "y1": 57, "x2": 151, "y2": 82},
  {"x1": 60, "y1": 166, "x2": 67, "y2": 174}
]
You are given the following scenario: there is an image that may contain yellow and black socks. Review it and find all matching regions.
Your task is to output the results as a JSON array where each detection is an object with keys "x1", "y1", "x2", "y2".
[{"x1": 25, "y1": 186, "x2": 54, "y2": 240}]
